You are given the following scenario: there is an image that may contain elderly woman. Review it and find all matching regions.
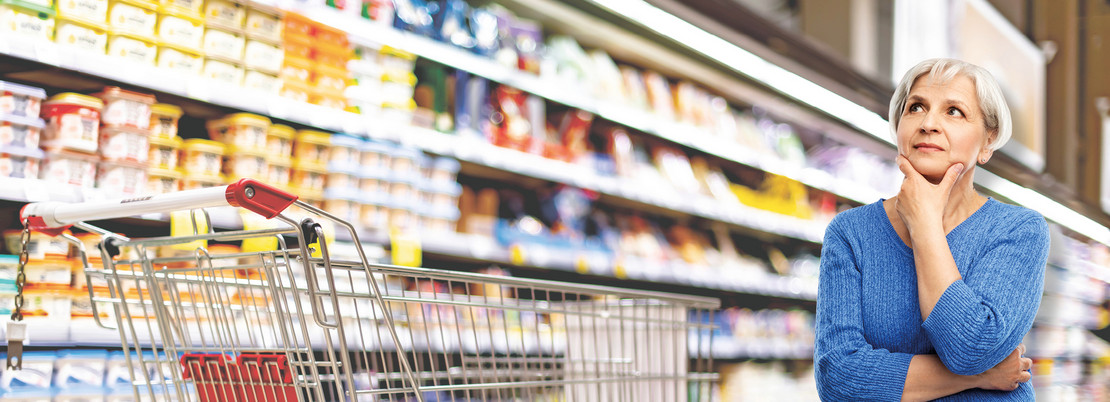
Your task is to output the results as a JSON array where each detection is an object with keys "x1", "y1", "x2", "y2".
[{"x1": 814, "y1": 58, "x2": 1049, "y2": 401}]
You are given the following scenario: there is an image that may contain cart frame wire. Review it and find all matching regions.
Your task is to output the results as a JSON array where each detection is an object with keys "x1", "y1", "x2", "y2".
[{"x1": 20, "y1": 179, "x2": 720, "y2": 401}]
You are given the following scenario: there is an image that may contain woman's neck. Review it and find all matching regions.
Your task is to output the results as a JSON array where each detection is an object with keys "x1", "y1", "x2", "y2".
[{"x1": 941, "y1": 168, "x2": 987, "y2": 232}]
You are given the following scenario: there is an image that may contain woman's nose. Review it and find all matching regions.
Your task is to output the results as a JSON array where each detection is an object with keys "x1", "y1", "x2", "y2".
[{"x1": 920, "y1": 110, "x2": 941, "y2": 133}]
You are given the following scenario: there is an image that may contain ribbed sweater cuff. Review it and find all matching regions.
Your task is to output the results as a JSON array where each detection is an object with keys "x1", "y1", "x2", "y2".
[
  {"x1": 921, "y1": 280, "x2": 980, "y2": 354},
  {"x1": 871, "y1": 352, "x2": 914, "y2": 401}
]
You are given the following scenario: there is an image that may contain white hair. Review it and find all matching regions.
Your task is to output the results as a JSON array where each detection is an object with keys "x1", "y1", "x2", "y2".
[{"x1": 888, "y1": 58, "x2": 1012, "y2": 151}]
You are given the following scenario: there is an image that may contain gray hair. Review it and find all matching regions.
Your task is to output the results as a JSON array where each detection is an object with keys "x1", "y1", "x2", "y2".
[{"x1": 888, "y1": 58, "x2": 1012, "y2": 151}]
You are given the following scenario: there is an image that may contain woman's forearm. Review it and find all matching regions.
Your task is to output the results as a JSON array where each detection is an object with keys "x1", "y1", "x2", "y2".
[{"x1": 902, "y1": 354, "x2": 979, "y2": 402}]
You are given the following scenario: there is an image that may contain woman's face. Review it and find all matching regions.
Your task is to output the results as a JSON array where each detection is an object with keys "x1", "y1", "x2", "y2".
[{"x1": 896, "y1": 74, "x2": 994, "y2": 183}]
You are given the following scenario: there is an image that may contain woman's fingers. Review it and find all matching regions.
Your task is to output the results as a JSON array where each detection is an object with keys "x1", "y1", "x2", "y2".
[
  {"x1": 1021, "y1": 357, "x2": 1033, "y2": 371},
  {"x1": 1018, "y1": 343, "x2": 1026, "y2": 356},
  {"x1": 1018, "y1": 371, "x2": 1032, "y2": 383}
]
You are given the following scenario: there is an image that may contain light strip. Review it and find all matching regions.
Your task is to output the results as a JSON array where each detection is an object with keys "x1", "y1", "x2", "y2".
[{"x1": 587, "y1": 0, "x2": 1110, "y2": 246}]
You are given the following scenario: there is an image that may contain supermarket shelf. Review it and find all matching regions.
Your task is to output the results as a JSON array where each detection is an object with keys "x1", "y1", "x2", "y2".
[
  {"x1": 291, "y1": 6, "x2": 888, "y2": 205},
  {"x1": 0, "y1": 37, "x2": 827, "y2": 245},
  {"x1": 695, "y1": 338, "x2": 814, "y2": 360}
]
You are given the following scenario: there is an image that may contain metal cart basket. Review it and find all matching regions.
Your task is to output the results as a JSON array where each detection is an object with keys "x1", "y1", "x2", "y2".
[{"x1": 15, "y1": 179, "x2": 719, "y2": 401}]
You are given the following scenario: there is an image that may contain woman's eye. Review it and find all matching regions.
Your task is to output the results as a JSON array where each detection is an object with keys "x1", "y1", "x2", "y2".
[
  {"x1": 947, "y1": 107, "x2": 963, "y2": 117},
  {"x1": 907, "y1": 103, "x2": 923, "y2": 113}
]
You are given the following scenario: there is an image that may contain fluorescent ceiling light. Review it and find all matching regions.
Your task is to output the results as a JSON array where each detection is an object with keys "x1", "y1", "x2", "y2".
[{"x1": 587, "y1": 0, "x2": 1110, "y2": 246}]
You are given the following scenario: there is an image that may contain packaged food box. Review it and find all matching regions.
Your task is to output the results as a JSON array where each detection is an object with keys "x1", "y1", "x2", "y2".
[
  {"x1": 181, "y1": 172, "x2": 221, "y2": 189},
  {"x1": 243, "y1": 68, "x2": 280, "y2": 94},
  {"x1": 202, "y1": 0, "x2": 241, "y2": 30},
  {"x1": 202, "y1": 56, "x2": 244, "y2": 86},
  {"x1": 156, "y1": 42, "x2": 203, "y2": 76},
  {"x1": 54, "y1": 17, "x2": 109, "y2": 52},
  {"x1": 265, "y1": 123, "x2": 293, "y2": 156},
  {"x1": 158, "y1": 0, "x2": 199, "y2": 16},
  {"x1": 55, "y1": 0, "x2": 109, "y2": 26},
  {"x1": 206, "y1": 112, "x2": 269, "y2": 150},
  {"x1": 4, "y1": 229, "x2": 70, "y2": 257},
  {"x1": 40, "y1": 148, "x2": 97, "y2": 187},
  {"x1": 263, "y1": 157, "x2": 290, "y2": 187},
  {"x1": 107, "y1": 0, "x2": 156, "y2": 36},
  {"x1": 93, "y1": 86, "x2": 155, "y2": 129},
  {"x1": 0, "y1": 144, "x2": 43, "y2": 178},
  {"x1": 201, "y1": 26, "x2": 243, "y2": 60},
  {"x1": 0, "y1": 80, "x2": 46, "y2": 118},
  {"x1": 242, "y1": 38, "x2": 281, "y2": 73},
  {"x1": 107, "y1": 30, "x2": 157, "y2": 64},
  {"x1": 181, "y1": 138, "x2": 224, "y2": 176},
  {"x1": 98, "y1": 125, "x2": 148, "y2": 162},
  {"x1": 222, "y1": 145, "x2": 266, "y2": 179},
  {"x1": 290, "y1": 158, "x2": 326, "y2": 191},
  {"x1": 145, "y1": 165, "x2": 180, "y2": 194},
  {"x1": 148, "y1": 102, "x2": 181, "y2": 137},
  {"x1": 0, "y1": 113, "x2": 43, "y2": 148},
  {"x1": 146, "y1": 134, "x2": 180, "y2": 168},
  {"x1": 155, "y1": 8, "x2": 201, "y2": 48},
  {"x1": 292, "y1": 129, "x2": 330, "y2": 165},
  {"x1": 243, "y1": 5, "x2": 279, "y2": 42},
  {"x1": 0, "y1": 0, "x2": 55, "y2": 41},
  {"x1": 96, "y1": 159, "x2": 146, "y2": 195},
  {"x1": 328, "y1": 132, "x2": 362, "y2": 166}
]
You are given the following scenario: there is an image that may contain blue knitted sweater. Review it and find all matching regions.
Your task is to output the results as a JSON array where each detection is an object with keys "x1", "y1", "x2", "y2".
[{"x1": 814, "y1": 198, "x2": 1048, "y2": 401}]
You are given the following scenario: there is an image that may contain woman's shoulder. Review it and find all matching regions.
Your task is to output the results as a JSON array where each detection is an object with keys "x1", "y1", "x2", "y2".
[
  {"x1": 981, "y1": 198, "x2": 1048, "y2": 231},
  {"x1": 827, "y1": 199, "x2": 887, "y2": 234}
]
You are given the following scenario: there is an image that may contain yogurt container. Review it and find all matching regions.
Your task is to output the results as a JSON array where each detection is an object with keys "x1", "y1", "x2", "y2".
[
  {"x1": 0, "y1": 0, "x2": 55, "y2": 41},
  {"x1": 243, "y1": 68, "x2": 280, "y2": 94},
  {"x1": 158, "y1": 0, "x2": 199, "y2": 16},
  {"x1": 53, "y1": 349, "x2": 109, "y2": 389},
  {"x1": 0, "y1": 144, "x2": 43, "y2": 178},
  {"x1": 222, "y1": 145, "x2": 267, "y2": 179},
  {"x1": 202, "y1": 26, "x2": 244, "y2": 60},
  {"x1": 429, "y1": 157, "x2": 460, "y2": 184},
  {"x1": 327, "y1": 133, "x2": 362, "y2": 167},
  {"x1": 359, "y1": 194, "x2": 389, "y2": 229},
  {"x1": 324, "y1": 161, "x2": 358, "y2": 191},
  {"x1": 0, "y1": 80, "x2": 46, "y2": 118},
  {"x1": 290, "y1": 158, "x2": 326, "y2": 191},
  {"x1": 156, "y1": 42, "x2": 203, "y2": 76},
  {"x1": 279, "y1": 55, "x2": 312, "y2": 84},
  {"x1": 54, "y1": 17, "x2": 109, "y2": 52},
  {"x1": 146, "y1": 134, "x2": 179, "y2": 168},
  {"x1": 41, "y1": 93, "x2": 103, "y2": 153},
  {"x1": 0, "y1": 113, "x2": 43, "y2": 148},
  {"x1": 293, "y1": 130, "x2": 330, "y2": 165},
  {"x1": 148, "y1": 102, "x2": 181, "y2": 138},
  {"x1": 181, "y1": 138, "x2": 224, "y2": 175},
  {"x1": 4, "y1": 229, "x2": 70, "y2": 258},
  {"x1": 311, "y1": 92, "x2": 346, "y2": 111},
  {"x1": 279, "y1": 78, "x2": 311, "y2": 103},
  {"x1": 359, "y1": 140, "x2": 389, "y2": 171},
  {"x1": 265, "y1": 123, "x2": 293, "y2": 156},
  {"x1": 107, "y1": 0, "x2": 156, "y2": 36},
  {"x1": 322, "y1": 187, "x2": 360, "y2": 224},
  {"x1": 202, "y1": 56, "x2": 244, "y2": 86},
  {"x1": 390, "y1": 146, "x2": 421, "y2": 175},
  {"x1": 155, "y1": 8, "x2": 201, "y2": 48},
  {"x1": 282, "y1": 34, "x2": 311, "y2": 59},
  {"x1": 281, "y1": 11, "x2": 311, "y2": 38},
  {"x1": 107, "y1": 30, "x2": 157, "y2": 64},
  {"x1": 181, "y1": 172, "x2": 222, "y2": 190},
  {"x1": 243, "y1": 5, "x2": 279, "y2": 42},
  {"x1": 242, "y1": 38, "x2": 281, "y2": 74},
  {"x1": 93, "y1": 86, "x2": 155, "y2": 129},
  {"x1": 263, "y1": 157, "x2": 289, "y2": 187},
  {"x1": 202, "y1": 0, "x2": 241, "y2": 30},
  {"x1": 98, "y1": 125, "x2": 148, "y2": 162},
  {"x1": 206, "y1": 112, "x2": 268, "y2": 150},
  {"x1": 24, "y1": 256, "x2": 72, "y2": 285},
  {"x1": 358, "y1": 168, "x2": 386, "y2": 198},
  {"x1": 55, "y1": 0, "x2": 109, "y2": 26},
  {"x1": 40, "y1": 148, "x2": 97, "y2": 187},
  {"x1": 145, "y1": 166, "x2": 180, "y2": 194},
  {"x1": 96, "y1": 159, "x2": 146, "y2": 196}
]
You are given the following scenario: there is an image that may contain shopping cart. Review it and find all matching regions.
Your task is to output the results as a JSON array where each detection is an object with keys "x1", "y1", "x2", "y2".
[{"x1": 12, "y1": 179, "x2": 720, "y2": 401}]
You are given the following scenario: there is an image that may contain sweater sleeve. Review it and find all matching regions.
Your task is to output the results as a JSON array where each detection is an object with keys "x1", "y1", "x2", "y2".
[
  {"x1": 921, "y1": 214, "x2": 1049, "y2": 376},
  {"x1": 814, "y1": 217, "x2": 914, "y2": 401}
]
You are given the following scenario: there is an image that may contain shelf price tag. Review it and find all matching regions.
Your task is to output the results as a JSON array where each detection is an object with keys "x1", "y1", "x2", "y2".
[
  {"x1": 390, "y1": 227, "x2": 422, "y2": 267},
  {"x1": 575, "y1": 255, "x2": 589, "y2": 274},
  {"x1": 509, "y1": 244, "x2": 526, "y2": 266}
]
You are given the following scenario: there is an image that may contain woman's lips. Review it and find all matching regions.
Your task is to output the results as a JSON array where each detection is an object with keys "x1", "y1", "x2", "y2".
[{"x1": 914, "y1": 143, "x2": 944, "y2": 152}]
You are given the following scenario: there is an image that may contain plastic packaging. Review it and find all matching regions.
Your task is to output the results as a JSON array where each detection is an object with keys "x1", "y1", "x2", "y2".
[
  {"x1": 0, "y1": 0, "x2": 55, "y2": 41},
  {"x1": 148, "y1": 102, "x2": 181, "y2": 137},
  {"x1": 107, "y1": 31, "x2": 158, "y2": 64},
  {"x1": 41, "y1": 93, "x2": 103, "y2": 153},
  {"x1": 4, "y1": 229, "x2": 70, "y2": 258},
  {"x1": 322, "y1": 187, "x2": 360, "y2": 223},
  {"x1": 0, "y1": 80, "x2": 46, "y2": 118},
  {"x1": 359, "y1": 195, "x2": 389, "y2": 229},
  {"x1": 243, "y1": 38, "x2": 281, "y2": 73},
  {"x1": 0, "y1": 113, "x2": 43, "y2": 148},
  {"x1": 325, "y1": 162, "x2": 359, "y2": 191},
  {"x1": 359, "y1": 140, "x2": 389, "y2": 171},
  {"x1": 156, "y1": 43, "x2": 203, "y2": 76},
  {"x1": 206, "y1": 112, "x2": 269, "y2": 150},
  {"x1": 98, "y1": 126, "x2": 148, "y2": 162},
  {"x1": 40, "y1": 148, "x2": 97, "y2": 187},
  {"x1": 243, "y1": 5, "x2": 280, "y2": 42},
  {"x1": 93, "y1": 86, "x2": 155, "y2": 129},
  {"x1": 54, "y1": 17, "x2": 109, "y2": 52},
  {"x1": 328, "y1": 133, "x2": 363, "y2": 166},
  {"x1": 0, "y1": 145, "x2": 42, "y2": 178},
  {"x1": 222, "y1": 145, "x2": 267, "y2": 179},
  {"x1": 55, "y1": 0, "x2": 110, "y2": 26},
  {"x1": 313, "y1": 63, "x2": 349, "y2": 95},
  {"x1": 202, "y1": 26, "x2": 244, "y2": 60},
  {"x1": 429, "y1": 157, "x2": 460, "y2": 183},
  {"x1": 181, "y1": 172, "x2": 222, "y2": 190},
  {"x1": 97, "y1": 159, "x2": 147, "y2": 195},
  {"x1": 314, "y1": 93, "x2": 349, "y2": 110},
  {"x1": 53, "y1": 350, "x2": 108, "y2": 389},
  {"x1": 293, "y1": 130, "x2": 331, "y2": 165},
  {"x1": 291, "y1": 158, "x2": 326, "y2": 191},
  {"x1": 279, "y1": 55, "x2": 312, "y2": 83},
  {"x1": 107, "y1": 0, "x2": 156, "y2": 36},
  {"x1": 145, "y1": 166, "x2": 180, "y2": 194},
  {"x1": 266, "y1": 124, "x2": 293, "y2": 156},
  {"x1": 202, "y1": 56, "x2": 244, "y2": 85},
  {"x1": 202, "y1": 0, "x2": 242, "y2": 29},
  {"x1": 159, "y1": 0, "x2": 200, "y2": 16},
  {"x1": 181, "y1": 138, "x2": 224, "y2": 175},
  {"x1": 359, "y1": 168, "x2": 386, "y2": 199},
  {"x1": 0, "y1": 351, "x2": 55, "y2": 390},
  {"x1": 263, "y1": 157, "x2": 290, "y2": 187},
  {"x1": 156, "y1": 9, "x2": 202, "y2": 48},
  {"x1": 243, "y1": 68, "x2": 280, "y2": 93},
  {"x1": 147, "y1": 134, "x2": 180, "y2": 168},
  {"x1": 279, "y1": 78, "x2": 311, "y2": 103}
]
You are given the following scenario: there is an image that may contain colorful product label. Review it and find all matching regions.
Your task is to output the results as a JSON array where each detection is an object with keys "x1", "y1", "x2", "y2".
[
  {"x1": 1, "y1": 92, "x2": 40, "y2": 117},
  {"x1": 0, "y1": 121, "x2": 39, "y2": 147},
  {"x1": 0, "y1": 154, "x2": 38, "y2": 178}
]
